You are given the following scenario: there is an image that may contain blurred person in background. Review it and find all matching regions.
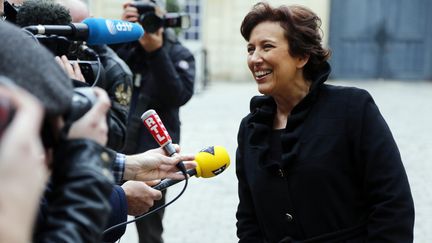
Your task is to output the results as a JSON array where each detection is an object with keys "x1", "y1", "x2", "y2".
[
  {"x1": 114, "y1": 1, "x2": 195, "y2": 242},
  {"x1": 236, "y1": 2, "x2": 414, "y2": 242}
]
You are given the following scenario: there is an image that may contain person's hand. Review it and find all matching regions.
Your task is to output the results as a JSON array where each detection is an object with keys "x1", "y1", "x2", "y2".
[
  {"x1": 138, "y1": 27, "x2": 164, "y2": 52},
  {"x1": 123, "y1": 144, "x2": 196, "y2": 181},
  {"x1": 121, "y1": 2, "x2": 139, "y2": 22},
  {"x1": 121, "y1": 180, "x2": 162, "y2": 216},
  {"x1": 68, "y1": 87, "x2": 111, "y2": 145},
  {"x1": 0, "y1": 84, "x2": 48, "y2": 243},
  {"x1": 55, "y1": 55, "x2": 86, "y2": 83}
]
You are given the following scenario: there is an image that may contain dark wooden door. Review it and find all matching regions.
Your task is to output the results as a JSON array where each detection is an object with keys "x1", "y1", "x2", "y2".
[{"x1": 329, "y1": 0, "x2": 432, "y2": 80}]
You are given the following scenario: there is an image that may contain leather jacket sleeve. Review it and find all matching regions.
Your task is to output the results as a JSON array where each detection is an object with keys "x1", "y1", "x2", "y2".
[{"x1": 34, "y1": 139, "x2": 114, "y2": 243}]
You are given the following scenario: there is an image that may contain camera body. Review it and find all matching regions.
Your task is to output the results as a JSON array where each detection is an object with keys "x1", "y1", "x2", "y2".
[
  {"x1": 65, "y1": 87, "x2": 98, "y2": 124},
  {"x1": 31, "y1": 35, "x2": 103, "y2": 87},
  {"x1": 131, "y1": 1, "x2": 190, "y2": 33}
]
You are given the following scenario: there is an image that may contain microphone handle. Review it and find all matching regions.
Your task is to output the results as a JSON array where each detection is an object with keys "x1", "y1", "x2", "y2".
[
  {"x1": 24, "y1": 24, "x2": 88, "y2": 41},
  {"x1": 152, "y1": 169, "x2": 197, "y2": 191}
]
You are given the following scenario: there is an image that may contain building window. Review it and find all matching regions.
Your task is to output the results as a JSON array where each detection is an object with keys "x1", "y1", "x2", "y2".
[{"x1": 182, "y1": 0, "x2": 201, "y2": 40}]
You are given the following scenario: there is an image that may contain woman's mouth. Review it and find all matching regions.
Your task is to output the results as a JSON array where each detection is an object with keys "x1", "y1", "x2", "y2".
[{"x1": 254, "y1": 70, "x2": 272, "y2": 81}]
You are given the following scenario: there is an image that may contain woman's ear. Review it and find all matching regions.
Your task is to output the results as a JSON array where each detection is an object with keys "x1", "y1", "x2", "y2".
[{"x1": 296, "y1": 54, "x2": 310, "y2": 69}]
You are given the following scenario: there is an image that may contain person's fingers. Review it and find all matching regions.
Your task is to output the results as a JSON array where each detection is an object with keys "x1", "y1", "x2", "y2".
[
  {"x1": 88, "y1": 87, "x2": 111, "y2": 117},
  {"x1": 145, "y1": 179, "x2": 161, "y2": 187},
  {"x1": 122, "y1": 6, "x2": 139, "y2": 21},
  {"x1": 0, "y1": 87, "x2": 45, "y2": 137},
  {"x1": 149, "y1": 187, "x2": 162, "y2": 200},
  {"x1": 122, "y1": 1, "x2": 132, "y2": 9},
  {"x1": 72, "y1": 62, "x2": 85, "y2": 82},
  {"x1": 55, "y1": 56, "x2": 65, "y2": 70},
  {"x1": 172, "y1": 144, "x2": 181, "y2": 153},
  {"x1": 182, "y1": 161, "x2": 198, "y2": 171},
  {"x1": 61, "y1": 55, "x2": 75, "y2": 77}
]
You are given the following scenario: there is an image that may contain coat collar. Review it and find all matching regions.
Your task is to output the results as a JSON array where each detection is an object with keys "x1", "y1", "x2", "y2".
[{"x1": 246, "y1": 62, "x2": 331, "y2": 172}]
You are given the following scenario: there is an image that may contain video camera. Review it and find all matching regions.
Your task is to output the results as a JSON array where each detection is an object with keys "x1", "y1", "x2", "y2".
[
  {"x1": 31, "y1": 35, "x2": 103, "y2": 87},
  {"x1": 131, "y1": 1, "x2": 191, "y2": 33},
  {"x1": 3, "y1": 0, "x2": 104, "y2": 87}
]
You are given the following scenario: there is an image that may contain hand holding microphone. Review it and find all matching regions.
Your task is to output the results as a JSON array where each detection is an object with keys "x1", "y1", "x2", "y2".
[
  {"x1": 141, "y1": 109, "x2": 231, "y2": 190},
  {"x1": 152, "y1": 145, "x2": 231, "y2": 190},
  {"x1": 123, "y1": 145, "x2": 197, "y2": 181},
  {"x1": 141, "y1": 109, "x2": 185, "y2": 171}
]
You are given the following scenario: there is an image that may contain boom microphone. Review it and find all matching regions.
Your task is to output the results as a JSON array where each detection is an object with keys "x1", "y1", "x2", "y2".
[
  {"x1": 23, "y1": 18, "x2": 144, "y2": 45},
  {"x1": 141, "y1": 109, "x2": 184, "y2": 170},
  {"x1": 153, "y1": 145, "x2": 231, "y2": 191}
]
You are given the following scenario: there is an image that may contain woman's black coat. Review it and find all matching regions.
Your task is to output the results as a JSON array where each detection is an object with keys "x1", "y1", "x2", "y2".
[{"x1": 236, "y1": 64, "x2": 414, "y2": 242}]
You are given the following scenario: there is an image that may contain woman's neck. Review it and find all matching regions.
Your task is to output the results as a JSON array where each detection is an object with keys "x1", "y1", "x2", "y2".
[{"x1": 273, "y1": 78, "x2": 311, "y2": 129}]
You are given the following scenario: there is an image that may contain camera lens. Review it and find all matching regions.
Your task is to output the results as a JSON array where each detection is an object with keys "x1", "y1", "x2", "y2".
[{"x1": 140, "y1": 13, "x2": 163, "y2": 33}]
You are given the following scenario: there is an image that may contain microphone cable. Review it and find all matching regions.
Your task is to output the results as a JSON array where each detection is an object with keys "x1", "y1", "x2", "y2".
[
  {"x1": 79, "y1": 44, "x2": 102, "y2": 87},
  {"x1": 21, "y1": 28, "x2": 40, "y2": 44},
  {"x1": 102, "y1": 165, "x2": 189, "y2": 236}
]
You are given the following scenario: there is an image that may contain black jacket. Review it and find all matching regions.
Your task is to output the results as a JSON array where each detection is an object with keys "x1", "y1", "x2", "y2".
[
  {"x1": 113, "y1": 30, "x2": 195, "y2": 153},
  {"x1": 74, "y1": 45, "x2": 133, "y2": 151},
  {"x1": 236, "y1": 63, "x2": 414, "y2": 242},
  {"x1": 96, "y1": 45, "x2": 132, "y2": 151},
  {"x1": 34, "y1": 139, "x2": 114, "y2": 243}
]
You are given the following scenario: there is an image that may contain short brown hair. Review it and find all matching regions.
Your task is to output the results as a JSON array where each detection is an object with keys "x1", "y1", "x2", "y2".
[{"x1": 240, "y1": 2, "x2": 330, "y2": 80}]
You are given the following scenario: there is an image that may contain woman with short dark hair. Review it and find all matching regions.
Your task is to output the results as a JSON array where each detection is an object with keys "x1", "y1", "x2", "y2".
[{"x1": 235, "y1": 2, "x2": 414, "y2": 242}]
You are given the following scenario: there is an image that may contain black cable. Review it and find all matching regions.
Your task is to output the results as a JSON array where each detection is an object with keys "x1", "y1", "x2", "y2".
[
  {"x1": 102, "y1": 167, "x2": 189, "y2": 236},
  {"x1": 92, "y1": 56, "x2": 102, "y2": 88},
  {"x1": 78, "y1": 44, "x2": 101, "y2": 87}
]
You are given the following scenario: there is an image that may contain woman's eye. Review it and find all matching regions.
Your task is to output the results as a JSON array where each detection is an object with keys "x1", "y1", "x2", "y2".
[
  {"x1": 247, "y1": 47, "x2": 255, "y2": 54},
  {"x1": 263, "y1": 44, "x2": 273, "y2": 51}
]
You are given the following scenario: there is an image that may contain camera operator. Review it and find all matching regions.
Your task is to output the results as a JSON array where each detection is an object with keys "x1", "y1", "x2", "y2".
[
  {"x1": 0, "y1": 78, "x2": 48, "y2": 243},
  {"x1": 16, "y1": 0, "x2": 132, "y2": 151},
  {"x1": 113, "y1": 1, "x2": 196, "y2": 242},
  {"x1": 0, "y1": 19, "x2": 114, "y2": 242}
]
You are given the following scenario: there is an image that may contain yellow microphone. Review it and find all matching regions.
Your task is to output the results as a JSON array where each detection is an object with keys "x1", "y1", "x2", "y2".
[{"x1": 152, "y1": 145, "x2": 230, "y2": 191}]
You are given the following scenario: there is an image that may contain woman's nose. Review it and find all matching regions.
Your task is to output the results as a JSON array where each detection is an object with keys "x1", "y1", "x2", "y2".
[{"x1": 250, "y1": 50, "x2": 263, "y2": 64}]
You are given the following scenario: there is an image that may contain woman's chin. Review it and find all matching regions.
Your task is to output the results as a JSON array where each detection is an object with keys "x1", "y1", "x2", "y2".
[{"x1": 257, "y1": 84, "x2": 271, "y2": 95}]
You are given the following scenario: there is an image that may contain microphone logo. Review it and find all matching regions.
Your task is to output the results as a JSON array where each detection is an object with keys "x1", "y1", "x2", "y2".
[
  {"x1": 105, "y1": 19, "x2": 117, "y2": 35},
  {"x1": 115, "y1": 21, "x2": 133, "y2": 32},
  {"x1": 212, "y1": 165, "x2": 227, "y2": 175},
  {"x1": 142, "y1": 112, "x2": 172, "y2": 147}
]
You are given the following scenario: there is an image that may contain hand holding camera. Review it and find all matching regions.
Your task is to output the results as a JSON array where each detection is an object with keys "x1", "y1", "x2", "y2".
[
  {"x1": 67, "y1": 87, "x2": 111, "y2": 146},
  {"x1": 0, "y1": 77, "x2": 48, "y2": 242},
  {"x1": 55, "y1": 55, "x2": 86, "y2": 83},
  {"x1": 121, "y1": 0, "x2": 191, "y2": 32}
]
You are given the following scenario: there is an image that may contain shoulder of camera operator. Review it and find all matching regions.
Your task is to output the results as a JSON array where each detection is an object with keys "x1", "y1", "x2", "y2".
[
  {"x1": 88, "y1": 45, "x2": 132, "y2": 151},
  {"x1": 91, "y1": 45, "x2": 133, "y2": 107}
]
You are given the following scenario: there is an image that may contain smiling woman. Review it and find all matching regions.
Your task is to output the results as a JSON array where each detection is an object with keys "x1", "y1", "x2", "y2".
[{"x1": 235, "y1": 2, "x2": 414, "y2": 243}]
